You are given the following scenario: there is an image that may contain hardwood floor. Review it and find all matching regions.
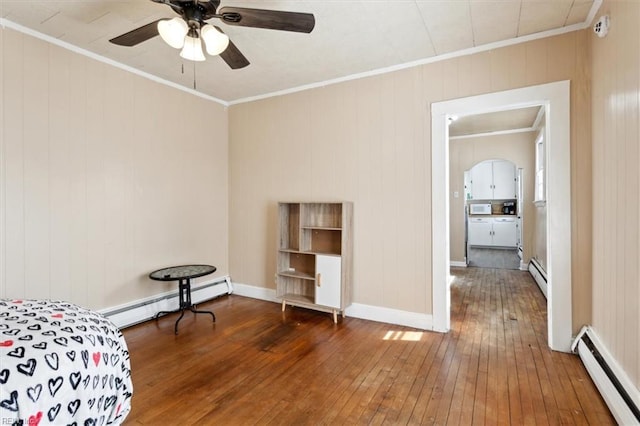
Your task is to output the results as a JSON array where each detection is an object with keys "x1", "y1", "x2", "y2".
[{"x1": 121, "y1": 268, "x2": 613, "y2": 425}]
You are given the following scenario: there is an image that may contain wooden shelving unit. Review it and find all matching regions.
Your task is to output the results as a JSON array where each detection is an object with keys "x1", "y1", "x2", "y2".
[{"x1": 276, "y1": 202, "x2": 353, "y2": 323}]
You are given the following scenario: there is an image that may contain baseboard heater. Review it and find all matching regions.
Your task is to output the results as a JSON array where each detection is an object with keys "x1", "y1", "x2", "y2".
[
  {"x1": 528, "y1": 258, "x2": 547, "y2": 298},
  {"x1": 100, "y1": 276, "x2": 233, "y2": 329},
  {"x1": 572, "y1": 326, "x2": 640, "y2": 425}
]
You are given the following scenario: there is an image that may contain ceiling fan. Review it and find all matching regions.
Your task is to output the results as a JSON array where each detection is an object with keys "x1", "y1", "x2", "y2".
[{"x1": 109, "y1": 0, "x2": 315, "y2": 69}]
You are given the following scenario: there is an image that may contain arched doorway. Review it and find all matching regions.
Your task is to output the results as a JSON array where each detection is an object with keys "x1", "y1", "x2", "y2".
[{"x1": 465, "y1": 159, "x2": 520, "y2": 270}]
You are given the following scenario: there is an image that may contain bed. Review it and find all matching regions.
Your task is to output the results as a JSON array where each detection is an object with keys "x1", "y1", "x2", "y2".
[{"x1": 0, "y1": 299, "x2": 133, "y2": 425}]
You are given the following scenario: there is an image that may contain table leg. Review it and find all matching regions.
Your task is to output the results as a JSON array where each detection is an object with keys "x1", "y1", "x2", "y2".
[
  {"x1": 179, "y1": 278, "x2": 190, "y2": 309},
  {"x1": 153, "y1": 279, "x2": 188, "y2": 322},
  {"x1": 173, "y1": 278, "x2": 215, "y2": 334},
  {"x1": 174, "y1": 309, "x2": 186, "y2": 335}
]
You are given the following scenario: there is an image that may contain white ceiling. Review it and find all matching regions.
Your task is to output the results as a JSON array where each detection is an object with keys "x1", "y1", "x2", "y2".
[
  {"x1": 0, "y1": 0, "x2": 600, "y2": 104},
  {"x1": 450, "y1": 105, "x2": 543, "y2": 138}
]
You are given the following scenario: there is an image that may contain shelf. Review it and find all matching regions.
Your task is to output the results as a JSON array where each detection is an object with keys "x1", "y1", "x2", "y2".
[
  {"x1": 278, "y1": 270, "x2": 315, "y2": 280},
  {"x1": 281, "y1": 293, "x2": 314, "y2": 305},
  {"x1": 279, "y1": 248, "x2": 340, "y2": 257},
  {"x1": 301, "y1": 226, "x2": 342, "y2": 231},
  {"x1": 302, "y1": 250, "x2": 340, "y2": 257},
  {"x1": 279, "y1": 248, "x2": 301, "y2": 253}
]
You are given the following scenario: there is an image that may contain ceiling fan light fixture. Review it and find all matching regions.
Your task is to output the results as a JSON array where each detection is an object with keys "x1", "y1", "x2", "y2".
[
  {"x1": 180, "y1": 32, "x2": 206, "y2": 62},
  {"x1": 158, "y1": 17, "x2": 188, "y2": 49},
  {"x1": 201, "y1": 24, "x2": 230, "y2": 56}
]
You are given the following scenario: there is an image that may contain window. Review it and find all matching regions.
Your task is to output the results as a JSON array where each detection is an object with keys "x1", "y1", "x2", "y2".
[{"x1": 534, "y1": 129, "x2": 545, "y2": 204}]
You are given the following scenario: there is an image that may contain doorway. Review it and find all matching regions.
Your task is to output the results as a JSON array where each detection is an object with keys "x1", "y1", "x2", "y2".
[
  {"x1": 430, "y1": 81, "x2": 572, "y2": 352},
  {"x1": 463, "y1": 158, "x2": 521, "y2": 270}
]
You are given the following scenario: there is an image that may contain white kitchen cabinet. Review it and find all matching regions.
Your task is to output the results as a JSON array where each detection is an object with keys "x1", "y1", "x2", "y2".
[
  {"x1": 468, "y1": 217, "x2": 493, "y2": 246},
  {"x1": 470, "y1": 161, "x2": 493, "y2": 200},
  {"x1": 492, "y1": 161, "x2": 517, "y2": 199},
  {"x1": 469, "y1": 160, "x2": 516, "y2": 200},
  {"x1": 492, "y1": 217, "x2": 517, "y2": 247},
  {"x1": 468, "y1": 216, "x2": 517, "y2": 247}
]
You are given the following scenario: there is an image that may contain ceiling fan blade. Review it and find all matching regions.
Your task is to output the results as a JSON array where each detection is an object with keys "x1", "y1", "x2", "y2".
[
  {"x1": 218, "y1": 7, "x2": 315, "y2": 33},
  {"x1": 216, "y1": 28, "x2": 250, "y2": 69},
  {"x1": 109, "y1": 19, "x2": 164, "y2": 46}
]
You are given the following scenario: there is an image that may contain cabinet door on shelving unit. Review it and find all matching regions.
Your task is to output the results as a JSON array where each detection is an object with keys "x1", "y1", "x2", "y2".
[{"x1": 315, "y1": 255, "x2": 341, "y2": 308}]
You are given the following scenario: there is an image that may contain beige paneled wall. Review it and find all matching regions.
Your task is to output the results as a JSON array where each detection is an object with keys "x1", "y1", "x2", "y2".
[
  {"x1": 0, "y1": 28, "x2": 229, "y2": 310},
  {"x1": 449, "y1": 132, "x2": 536, "y2": 264},
  {"x1": 591, "y1": 1, "x2": 640, "y2": 388},
  {"x1": 230, "y1": 31, "x2": 592, "y2": 329},
  {"x1": 230, "y1": 73, "x2": 430, "y2": 312}
]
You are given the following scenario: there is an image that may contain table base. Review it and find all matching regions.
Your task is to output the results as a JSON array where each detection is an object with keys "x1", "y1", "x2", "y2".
[
  {"x1": 154, "y1": 277, "x2": 216, "y2": 334},
  {"x1": 154, "y1": 306, "x2": 216, "y2": 335}
]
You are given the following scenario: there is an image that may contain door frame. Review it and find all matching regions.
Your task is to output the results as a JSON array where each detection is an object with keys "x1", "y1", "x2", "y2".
[{"x1": 430, "y1": 81, "x2": 572, "y2": 352}]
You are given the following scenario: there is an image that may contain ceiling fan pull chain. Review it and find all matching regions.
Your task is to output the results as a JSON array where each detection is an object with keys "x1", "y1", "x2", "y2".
[{"x1": 193, "y1": 60, "x2": 197, "y2": 90}]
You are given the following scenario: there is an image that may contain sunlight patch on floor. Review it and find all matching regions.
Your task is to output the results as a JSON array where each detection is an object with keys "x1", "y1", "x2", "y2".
[{"x1": 383, "y1": 330, "x2": 423, "y2": 341}]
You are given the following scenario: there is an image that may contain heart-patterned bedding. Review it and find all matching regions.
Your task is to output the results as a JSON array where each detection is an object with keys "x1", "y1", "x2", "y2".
[{"x1": 0, "y1": 299, "x2": 133, "y2": 425}]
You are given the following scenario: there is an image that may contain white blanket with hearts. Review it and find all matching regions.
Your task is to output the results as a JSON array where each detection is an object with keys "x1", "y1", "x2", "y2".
[{"x1": 0, "y1": 299, "x2": 133, "y2": 425}]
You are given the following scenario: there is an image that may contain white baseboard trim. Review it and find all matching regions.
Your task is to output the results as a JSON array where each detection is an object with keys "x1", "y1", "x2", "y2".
[
  {"x1": 528, "y1": 258, "x2": 547, "y2": 298},
  {"x1": 230, "y1": 282, "x2": 435, "y2": 330},
  {"x1": 103, "y1": 279, "x2": 436, "y2": 332},
  {"x1": 233, "y1": 283, "x2": 433, "y2": 330},
  {"x1": 345, "y1": 303, "x2": 434, "y2": 330},
  {"x1": 572, "y1": 326, "x2": 640, "y2": 425},
  {"x1": 231, "y1": 282, "x2": 279, "y2": 303},
  {"x1": 450, "y1": 261, "x2": 467, "y2": 268},
  {"x1": 99, "y1": 276, "x2": 233, "y2": 329}
]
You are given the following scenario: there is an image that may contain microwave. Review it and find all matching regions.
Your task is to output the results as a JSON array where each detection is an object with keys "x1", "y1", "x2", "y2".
[{"x1": 469, "y1": 203, "x2": 492, "y2": 215}]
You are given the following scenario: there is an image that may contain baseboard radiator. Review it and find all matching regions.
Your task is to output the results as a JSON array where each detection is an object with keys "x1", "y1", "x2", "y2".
[
  {"x1": 99, "y1": 276, "x2": 233, "y2": 329},
  {"x1": 572, "y1": 326, "x2": 640, "y2": 425},
  {"x1": 528, "y1": 258, "x2": 547, "y2": 298}
]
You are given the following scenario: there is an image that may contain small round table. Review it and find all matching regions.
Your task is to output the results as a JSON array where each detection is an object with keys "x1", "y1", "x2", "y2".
[{"x1": 149, "y1": 264, "x2": 217, "y2": 334}]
